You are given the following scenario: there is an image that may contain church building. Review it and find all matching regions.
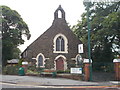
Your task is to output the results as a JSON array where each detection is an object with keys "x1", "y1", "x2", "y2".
[{"x1": 21, "y1": 5, "x2": 86, "y2": 71}]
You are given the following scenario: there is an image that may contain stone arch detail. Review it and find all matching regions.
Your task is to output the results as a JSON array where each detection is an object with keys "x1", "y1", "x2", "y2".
[
  {"x1": 54, "y1": 55, "x2": 67, "y2": 71},
  {"x1": 54, "y1": 5, "x2": 65, "y2": 19},
  {"x1": 75, "y1": 54, "x2": 83, "y2": 67},
  {"x1": 36, "y1": 53, "x2": 45, "y2": 67},
  {"x1": 53, "y1": 33, "x2": 68, "y2": 53}
]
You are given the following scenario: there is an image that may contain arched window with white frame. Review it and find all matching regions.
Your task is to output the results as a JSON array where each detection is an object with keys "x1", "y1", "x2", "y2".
[
  {"x1": 53, "y1": 33, "x2": 68, "y2": 53},
  {"x1": 38, "y1": 55, "x2": 43, "y2": 66},
  {"x1": 56, "y1": 36, "x2": 65, "y2": 51},
  {"x1": 76, "y1": 54, "x2": 83, "y2": 67},
  {"x1": 36, "y1": 53, "x2": 45, "y2": 67}
]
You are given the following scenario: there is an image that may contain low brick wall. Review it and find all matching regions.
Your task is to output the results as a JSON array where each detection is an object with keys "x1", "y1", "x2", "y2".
[{"x1": 57, "y1": 74, "x2": 84, "y2": 80}]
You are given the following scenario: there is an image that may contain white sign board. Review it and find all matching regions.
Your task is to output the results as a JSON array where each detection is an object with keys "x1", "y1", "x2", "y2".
[
  {"x1": 22, "y1": 61, "x2": 28, "y2": 65},
  {"x1": 70, "y1": 68, "x2": 82, "y2": 74},
  {"x1": 78, "y1": 44, "x2": 84, "y2": 53}
]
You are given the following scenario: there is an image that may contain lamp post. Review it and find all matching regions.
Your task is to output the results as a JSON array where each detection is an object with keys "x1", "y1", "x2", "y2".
[
  {"x1": 86, "y1": 2, "x2": 92, "y2": 81},
  {"x1": 83, "y1": 0, "x2": 92, "y2": 81}
]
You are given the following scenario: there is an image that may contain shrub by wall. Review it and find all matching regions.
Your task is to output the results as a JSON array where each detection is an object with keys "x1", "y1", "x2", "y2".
[
  {"x1": 92, "y1": 62, "x2": 114, "y2": 72},
  {"x1": 3, "y1": 65, "x2": 20, "y2": 75}
]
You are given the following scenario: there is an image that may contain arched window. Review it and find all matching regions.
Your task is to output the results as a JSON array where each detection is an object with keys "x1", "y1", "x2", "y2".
[
  {"x1": 56, "y1": 36, "x2": 65, "y2": 51},
  {"x1": 61, "y1": 38, "x2": 64, "y2": 51},
  {"x1": 58, "y1": 10, "x2": 62, "y2": 18},
  {"x1": 76, "y1": 54, "x2": 83, "y2": 67},
  {"x1": 54, "y1": 5, "x2": 65, "y2": 19},
  {"x1": 36, "y1": 53, "x2": 45, "y2": 67},
  {"x1": 38, "y1": 55, "x2": 43, "y2": 67},
  {"x1": 53, "y1": 33, "x2": 68, "y2": 53}
]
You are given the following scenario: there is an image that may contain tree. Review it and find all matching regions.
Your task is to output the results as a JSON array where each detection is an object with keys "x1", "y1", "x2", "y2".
[
  {"x1": 72, "y1": 1, "x2": 120, "y2": 62},
  {"x1": 1, "y1": 6, "x2": 31, "y2": 66}
]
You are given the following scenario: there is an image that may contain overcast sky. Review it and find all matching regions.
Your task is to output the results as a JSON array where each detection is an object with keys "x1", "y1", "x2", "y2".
[{"x1": 1, "y1": 0, "x2": 85, "y2": 52}]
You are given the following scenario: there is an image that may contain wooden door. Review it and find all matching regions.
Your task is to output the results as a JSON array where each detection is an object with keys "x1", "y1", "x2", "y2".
[{"x1": 56, "y1": 57, "x2": 64, "y2": 71}]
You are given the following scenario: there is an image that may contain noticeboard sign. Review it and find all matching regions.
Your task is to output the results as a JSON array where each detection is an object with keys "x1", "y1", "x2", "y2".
[
  {"x1": 70, "y1": 68, "x2": 82, "y2": 74},
  {"x1": 78, "y1": 44, "x2": 84, "y2": 53}
]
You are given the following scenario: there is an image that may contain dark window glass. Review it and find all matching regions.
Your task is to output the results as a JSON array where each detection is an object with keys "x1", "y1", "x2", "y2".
[
  {"x1": 38, "y1": 55, "x2": 43, "y2": 66},
  {"x1": 56, "y1": 38, "x2": 60, "y2": 51},
  {"x1": 61, "y1": 38, "x2": 65, "y2": 51},
  {"x1": 76, "y1": 55, "x2": 83, "y2": 67},
  {"x1": 56, "y1": 36, "x2": 65, "y2": 51}
]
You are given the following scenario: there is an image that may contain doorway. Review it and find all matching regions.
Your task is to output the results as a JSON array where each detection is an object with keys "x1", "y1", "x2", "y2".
[{"x1": 56, "y1": 57, "x2": 64, "y2": 71}]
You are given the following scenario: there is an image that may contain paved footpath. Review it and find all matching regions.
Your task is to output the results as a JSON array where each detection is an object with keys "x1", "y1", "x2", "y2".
[{"x1": 0, "y1": 75, "x2": 120, "y2": 89}]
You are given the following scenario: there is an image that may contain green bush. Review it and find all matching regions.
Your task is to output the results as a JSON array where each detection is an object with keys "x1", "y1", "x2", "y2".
[
  {"x1": 27, "y1": 66, "x2": 37, "y2": 71},
  {"x1": 3, "y1": 65, "x2": 20, "y2": 75},
  {"x1": 27, "y1": 66, "x2": 45, "y2": 74},
  {"x1": 64, "y1": 70, "x2": 70, "y2": 73},
  {"x1": 57, "y1": 70, "x2": 64, "y2": 73},
  {"x1": 57, "y1": 70, "x2": 70, "y2": 74},
  {"x1": 92, "y1": 62, "x2": 114, "y2": 72},
  {"x1": 26, "y1": 70, "x2": 39, "y2": 74},
  {"x1": 18, "y1": 59, "x2": 23, "y2": 66},
  {"x1": 36, "y1": 67, "x2": 45, "y2": 73}
]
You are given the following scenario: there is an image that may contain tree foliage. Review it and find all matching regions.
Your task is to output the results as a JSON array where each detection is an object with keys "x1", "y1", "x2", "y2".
[
  {"x1": 1, "y1": 6, "x2": 31, "y2": 66},
  {"x1": 72, "y1": 1, "x2": 120, "y2": 62}
]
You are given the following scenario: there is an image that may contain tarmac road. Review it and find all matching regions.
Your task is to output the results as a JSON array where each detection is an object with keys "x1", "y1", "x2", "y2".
[{"x1": 0, "y1": 75, "x2": 120, "y2": 89}]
